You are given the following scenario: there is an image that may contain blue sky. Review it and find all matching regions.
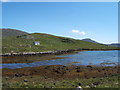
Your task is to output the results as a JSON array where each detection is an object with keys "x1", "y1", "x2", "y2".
[
  {"x1": 2, "y1": 2, "x2": 118, "y2": 44},
  {"x1": 0, "y1": 0, "x2": 119, "y2": 2}
]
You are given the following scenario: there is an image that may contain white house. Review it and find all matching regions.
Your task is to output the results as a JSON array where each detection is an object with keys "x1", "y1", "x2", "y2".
[{"x1": 33, "y1": 41, "x2": 40, "y2": 45}]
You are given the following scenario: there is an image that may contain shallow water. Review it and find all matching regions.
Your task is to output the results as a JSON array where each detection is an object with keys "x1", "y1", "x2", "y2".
[{"x1": 1, "y1": 50, "x2": 119, "y2": 69}]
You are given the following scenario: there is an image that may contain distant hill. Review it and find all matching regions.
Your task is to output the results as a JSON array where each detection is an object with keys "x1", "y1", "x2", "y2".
[
  {"x1": 82, "y1": 38, "x2": 100, "y2": 44},
  {"x1": 2, "y1": 28, "x2": 119, "y2": 53},
  {"x1": 1, "y1": 28, "x2": 28, "y2": 37},
  {"x1": 108, "y1": 43, "x2": 120, "y2": 48},
  {"x1": 82, "y1": 38, "x2": 120, "y2": 48}
]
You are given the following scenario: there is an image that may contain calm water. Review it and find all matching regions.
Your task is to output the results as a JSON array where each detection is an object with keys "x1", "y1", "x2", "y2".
[{"x1": 1, "y1": 50, "x2": 119, "y2": 69}]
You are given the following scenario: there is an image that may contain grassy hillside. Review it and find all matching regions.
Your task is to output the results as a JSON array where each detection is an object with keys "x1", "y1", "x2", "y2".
[{"x1": 2, "y1": 31, "x2": 119, "y2": 54}]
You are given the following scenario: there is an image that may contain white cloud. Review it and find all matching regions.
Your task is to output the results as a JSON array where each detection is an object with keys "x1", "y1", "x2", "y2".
[
  {"x1": 0, "y1": 0, "x2": 9, "y2": 2},
  {"x1": 72, "y1": 29, "x2": 86, "y2": 35}
]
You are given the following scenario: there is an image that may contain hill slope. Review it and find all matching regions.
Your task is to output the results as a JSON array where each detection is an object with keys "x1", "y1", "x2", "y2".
[
  {"x1": 2, "y1": 29, "x2": 119, "y2": 54},
  {"x1": 1, "y1": 28, "x2": 28, "y2": 37}
]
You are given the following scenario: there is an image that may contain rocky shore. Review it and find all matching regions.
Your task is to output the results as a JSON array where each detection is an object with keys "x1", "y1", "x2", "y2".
[
  {"x1": 3, "y1": 65, "x2": 118, "y2": 79},
  {"x1": 2, "y1": 65, "x2": 119, "y2": 88},
  {"x1": 1, "y1": 48, "x2": 119, "y2": 57}
]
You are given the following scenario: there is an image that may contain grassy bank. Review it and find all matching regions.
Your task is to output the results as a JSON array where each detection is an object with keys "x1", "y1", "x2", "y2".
[{"x1": 2, "y1": 65, "x2": 119, "y2": 88}]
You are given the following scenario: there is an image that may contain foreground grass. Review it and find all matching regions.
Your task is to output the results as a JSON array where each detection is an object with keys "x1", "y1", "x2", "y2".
[
  {"x1": 2, "y1": 65, "x2": 119, "y2": 88},
  {"x1": 2, "y1": 74, "x2": 119, "y2": 88}
]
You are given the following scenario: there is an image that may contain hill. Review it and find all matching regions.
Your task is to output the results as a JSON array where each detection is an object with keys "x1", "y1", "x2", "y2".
[
  {"x1": 82, "y1": 38, "x2": 120, "y2": 48},
  {"x1": 108, "y1": 43, "x2": 120, "y2": 48},
  {"x1": 81, "y1": 38, "x2": 100, "y2": 44},
  {"x1": 2, "y1": 29, "x2": 119, "y2": 54},
  {"x1": 1, "y1": 28, "x2": 28, "y2": 37}
]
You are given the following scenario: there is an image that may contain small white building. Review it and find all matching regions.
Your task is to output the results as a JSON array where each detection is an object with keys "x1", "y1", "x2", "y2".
[{"x1": 33, "y1": 41, "x2": 40, "y2": 45}]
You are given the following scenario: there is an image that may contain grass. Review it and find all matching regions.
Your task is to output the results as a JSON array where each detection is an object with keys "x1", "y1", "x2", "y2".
[
  {"x1": 2, "y1": 65, "x2": 119, "y2": 88},
  {"x1": 2, "y1": 74, "x2": 119, "y2": 88},
  {"x1": 2, "y1": 33, "x2": 119, "y2": 54}
]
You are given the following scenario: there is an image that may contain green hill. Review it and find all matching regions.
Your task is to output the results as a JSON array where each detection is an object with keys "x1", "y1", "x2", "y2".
[{"x1": 2, "y1": 29, "x2": 119, "y2": 54}]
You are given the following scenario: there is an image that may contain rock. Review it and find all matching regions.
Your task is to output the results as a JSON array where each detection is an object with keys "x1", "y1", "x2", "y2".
[
  {"x1": 5, "y1": 77, "x2": 9, "y2": 79},
  {"x1": 75, "y1": 66, "x2": 80, "y2": 69},
  {"x1": 76, "y1": 69, "x2": 81, "y2": 72},
  {"x1": 15, "y1": 73, "x2": 24, "y2": 77},
  {"x1": 92, "y1": 77, "x2": 96, "y2": 78},
  {"x1": 44, "y1": 76, "x2": 47, "y2": 79},
  {"x1": 24, "y1": 79, "x2": 28, "y2": 82},
  {"x1": 98, "y1": 70, "x2": 101, "y2": 72},
  {"x1": 87, "y1": 65, "x2": 92, "y2": 68},
  {"x1": 85, "y1": 85, "x2": 90, "y2": 88},
  {"x1": 24, "y1": 82, "x2": 28, "y2": 85},
  {"x1": 63, "y1": 65, "x2": 66, "y2": 67},
  {"x1": 53, "y1": 69, "x2": 60, "y2": 73},
  {"x1": 2, "y1": 83, "x2": 7, "y2": 87},
  {"x1": 76, "y1": 86, "x2": 83, "y2": 90},
  {"x1": 93, "y1": 82, "x2": 100, "y2": 85},
  {"x1": 90, "y1": 83, "x2": 96, "y2": 88},
  {"x1": 78, "y1": 83, "x2": 82, "y2": 86},
  {"x1": 114, "y1": 82, "x2": 118, "y2": 85},
  {"x1": 102, "y1": 68, "x2": 105, "y2": 70}
]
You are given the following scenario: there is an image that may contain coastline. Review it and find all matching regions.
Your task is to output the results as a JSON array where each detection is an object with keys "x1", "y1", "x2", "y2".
[{"x1": 2, "y1": 49, "x2": 119, "y2": 88}]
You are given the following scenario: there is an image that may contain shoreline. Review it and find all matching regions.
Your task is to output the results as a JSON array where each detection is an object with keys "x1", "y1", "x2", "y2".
[
  {"x1": 1, "y1": 48, "x2": 119, "y2": 57},
  {"x1": 3, "y1": 65, "x2": 118, "y2": 79}
]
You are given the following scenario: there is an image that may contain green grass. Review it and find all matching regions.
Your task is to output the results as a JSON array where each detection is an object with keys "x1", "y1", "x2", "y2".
[{"x1": 2, "y1": 33, "x2": 119, "y2": 53}]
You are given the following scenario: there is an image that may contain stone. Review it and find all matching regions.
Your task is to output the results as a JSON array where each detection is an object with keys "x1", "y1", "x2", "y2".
[{"x1": 24, "y1": 79, "x2": 28, "y2": 82}]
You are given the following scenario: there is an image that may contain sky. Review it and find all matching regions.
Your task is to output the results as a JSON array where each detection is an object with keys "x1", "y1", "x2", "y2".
[
  {"x1": 2, "y1": 2, "x2": 118, "y2": 44},
  {"x1": 0, "y1": 0, "x2": 119, "y2": 2}
]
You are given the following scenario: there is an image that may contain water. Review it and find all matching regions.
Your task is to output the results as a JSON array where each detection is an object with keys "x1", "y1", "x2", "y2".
[{"x1": 1, "y1": 50, "x2": 119, "y2": 69}]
